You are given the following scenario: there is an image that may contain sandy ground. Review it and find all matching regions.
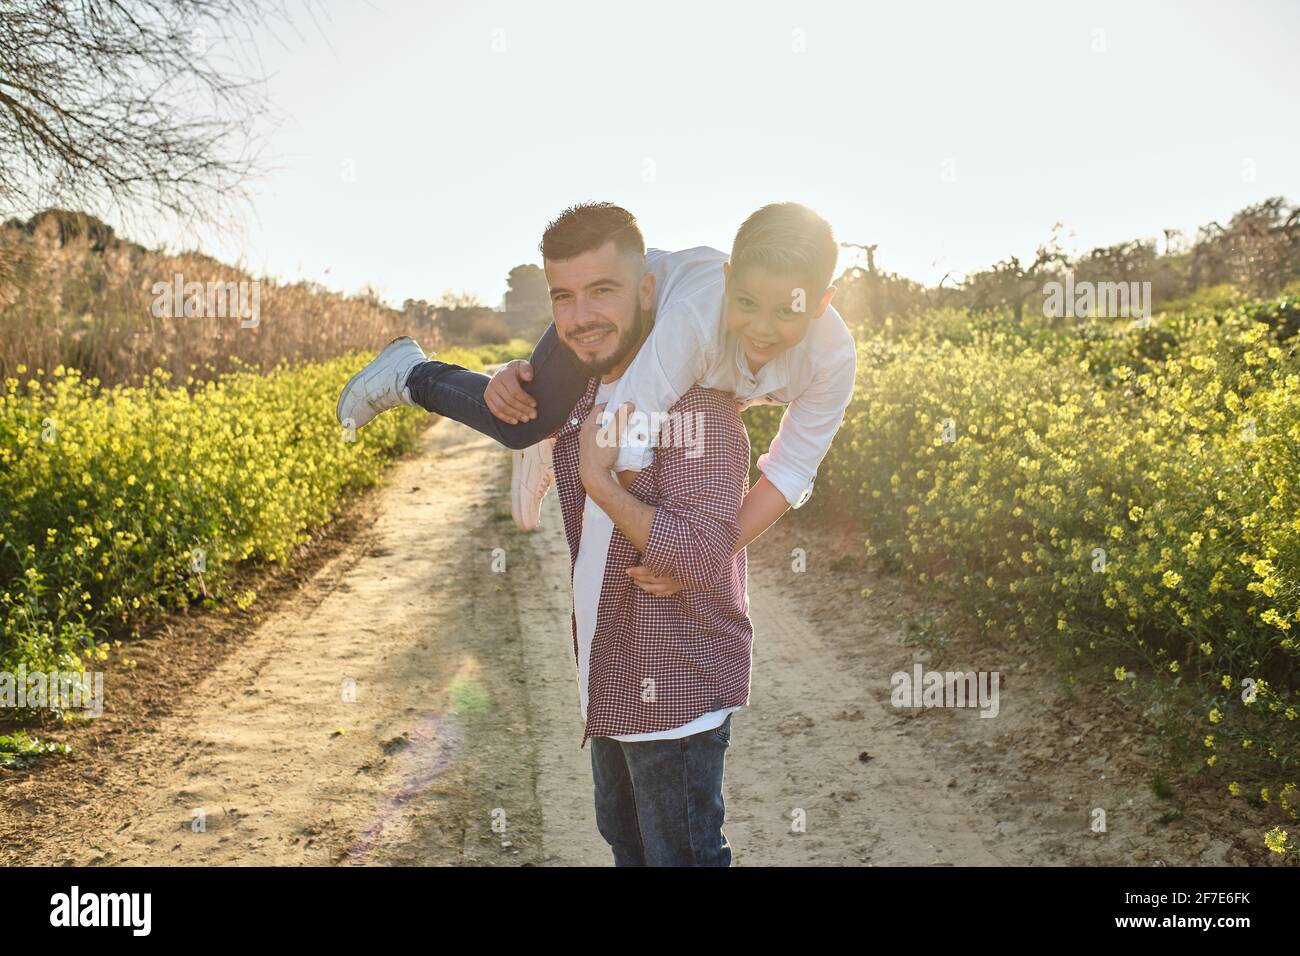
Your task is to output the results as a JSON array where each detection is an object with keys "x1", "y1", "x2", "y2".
[{"x1": 0, "y1": 420, "x2": 1282, "y2": 866}]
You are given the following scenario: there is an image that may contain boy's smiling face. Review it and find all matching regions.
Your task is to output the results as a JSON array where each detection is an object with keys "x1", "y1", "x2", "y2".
[{"x1": 722, "y1": 262, "x2": 834, "y2": 371}]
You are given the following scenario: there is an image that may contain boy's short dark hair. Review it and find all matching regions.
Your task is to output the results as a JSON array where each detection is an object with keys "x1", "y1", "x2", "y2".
[
  {"x1": 540, "y1": 202, "x2": 645, "y2": 263},
  {"x1": 730, "y1": 202, "x2": 838, "y2": 292}
]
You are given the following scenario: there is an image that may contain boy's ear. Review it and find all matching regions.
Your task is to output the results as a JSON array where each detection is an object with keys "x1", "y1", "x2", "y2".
[{"x1": 812, "y1": 284, "x2": 836, "y2": 319}]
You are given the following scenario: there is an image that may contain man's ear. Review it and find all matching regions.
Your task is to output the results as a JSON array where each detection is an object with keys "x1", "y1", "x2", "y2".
[
  {"x1": 639, "y1": 269, "x2": 656, "y2": 312},
  {"x1": 812, "y1": 284, "x2": 836, "y2": 319}
]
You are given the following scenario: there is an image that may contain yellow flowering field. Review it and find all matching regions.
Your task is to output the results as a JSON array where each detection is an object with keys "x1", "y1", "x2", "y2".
[
  {"x1": 0, "y1": 343, "x2": 525, "y2": 677},
  {"x1": 748, "y1": 294, "x2": 1300, "y2": 855}
]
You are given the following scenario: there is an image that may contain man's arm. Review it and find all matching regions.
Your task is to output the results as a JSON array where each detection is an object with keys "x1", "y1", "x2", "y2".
[
  {"x1": 579, "y1": 402, "x2": 654, "y2": 548},
  {"x1": 624, "y1": 476, "x2": 785, "y2": 596},
  {"x1": 580, "y1": 395, "x2": 747, "y2": 592},
  {"x1": 582, "y1": 469, "x2": 654, "y2": 552}
]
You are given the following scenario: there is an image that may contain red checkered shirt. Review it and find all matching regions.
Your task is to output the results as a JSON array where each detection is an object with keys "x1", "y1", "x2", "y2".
[{"x1": 551, "y1": 377, "x2": 754, "y2": 747}]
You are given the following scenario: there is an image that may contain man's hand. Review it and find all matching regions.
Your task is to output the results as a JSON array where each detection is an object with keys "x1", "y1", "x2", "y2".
[
  {"x1": 485, "y1": 360, "x2": 537, "y2": 424},
  {"x1": 579, "y1": 402, "x2": 656, "y2": 553},
  {"x1": 625, "y1": 564, "x2": 684, "y2": 597},
  {"x1": 579, "y1": 401, "x2": 633, "y2": 488}
]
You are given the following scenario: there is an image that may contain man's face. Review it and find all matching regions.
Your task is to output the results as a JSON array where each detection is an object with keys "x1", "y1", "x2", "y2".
[
  {"x1": 545, "y1": 240, "x2": 653, "y2": 379},
  {"x1": 722, "y1": 264, "x2": 833, "y2": 370}
]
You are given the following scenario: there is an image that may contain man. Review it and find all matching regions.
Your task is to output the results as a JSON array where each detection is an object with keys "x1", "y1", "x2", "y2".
[{"x1": 542, "y1": 202, "x2": 753, "y2": 866}]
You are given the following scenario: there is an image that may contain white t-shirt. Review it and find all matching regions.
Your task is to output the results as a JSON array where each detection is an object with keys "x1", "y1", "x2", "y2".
[
  {"x1": 606, "y1": 246, "x2": 857, "y2": 508},
  {"x1": 574, "y1": 377, "x2": 739, "y2": 742}
]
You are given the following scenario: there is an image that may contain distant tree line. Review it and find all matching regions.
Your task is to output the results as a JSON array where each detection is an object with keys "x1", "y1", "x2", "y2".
[
  {"x1": 401, "y1": 263, "x2": 550, "y2": 347},
  {"x1": 835, "y1": 196, "x2": 1300, "y2": 329}
]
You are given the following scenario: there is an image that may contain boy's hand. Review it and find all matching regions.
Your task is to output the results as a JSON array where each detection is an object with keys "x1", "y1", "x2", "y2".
[
  {"x1": 626, "y1": 565, "x2": 684, "y2": 597},
  {"x1": 485, "y1": 360, "x2": 537, "y2": 424}
]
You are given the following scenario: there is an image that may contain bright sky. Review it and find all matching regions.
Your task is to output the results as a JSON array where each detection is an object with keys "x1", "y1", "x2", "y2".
[{"x1": 136, "y1": 0, "x2": 1300, "y2": 308}]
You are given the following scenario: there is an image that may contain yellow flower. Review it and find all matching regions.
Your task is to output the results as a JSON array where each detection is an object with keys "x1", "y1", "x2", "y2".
[{"x1": 1264, "y1": 828, "x2": 1289, "y2": 855}]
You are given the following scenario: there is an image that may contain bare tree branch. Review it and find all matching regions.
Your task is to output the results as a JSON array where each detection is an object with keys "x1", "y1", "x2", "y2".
[{"x1": 0, "y1": 0, "x2": 293, "y2": 227}]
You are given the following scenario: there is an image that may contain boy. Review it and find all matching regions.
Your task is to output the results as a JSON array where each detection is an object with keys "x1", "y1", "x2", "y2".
[{"x1": 336, "y1": 202, "x2": 857, "y2": 594}]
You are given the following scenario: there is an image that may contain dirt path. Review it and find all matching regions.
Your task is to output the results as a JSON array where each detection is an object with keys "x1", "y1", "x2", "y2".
[
  {"x1": 5, "y1": 423, "x2": 595, "y2": 865},
  {"x1": 2, "y1": 420, "x2": 1270, "y2": 866},
  {"x1": 724, "y1": 566, "x2": 1000, "y2": 865}
]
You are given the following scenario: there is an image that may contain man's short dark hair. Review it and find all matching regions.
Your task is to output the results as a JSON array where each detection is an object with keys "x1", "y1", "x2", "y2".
[{"x1": 540, "y1": 202, "x2": 645, "y2": 263}]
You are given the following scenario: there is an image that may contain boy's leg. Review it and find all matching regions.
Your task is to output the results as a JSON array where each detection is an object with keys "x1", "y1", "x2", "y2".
[
  {"x1": 615, "y1": 714, "x2": 733, "y2": 867},
  {"x1": 589, "y1": 735, "x2": 647, "y2": 866},
  {"x1": 404, "y1": 323, "x2": 586, "y2": 450}
]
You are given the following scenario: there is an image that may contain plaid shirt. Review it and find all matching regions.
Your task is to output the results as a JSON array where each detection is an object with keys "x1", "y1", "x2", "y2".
[{"x1": 552, "y1": 377, "x2": 753, "y2": 747}]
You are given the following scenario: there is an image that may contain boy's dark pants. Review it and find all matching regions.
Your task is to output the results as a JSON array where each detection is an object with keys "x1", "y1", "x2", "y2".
[{"x1": 403, "y1": 322, "x2": 584, "y2": 449}]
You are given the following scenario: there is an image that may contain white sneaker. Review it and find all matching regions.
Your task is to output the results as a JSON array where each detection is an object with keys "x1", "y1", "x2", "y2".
[
  {"x1": 337, "y1": 336, "x2": 426, "y2": 430},
  {"x1": 511, "y1": 438, "x2": 554, "y2": 531}
]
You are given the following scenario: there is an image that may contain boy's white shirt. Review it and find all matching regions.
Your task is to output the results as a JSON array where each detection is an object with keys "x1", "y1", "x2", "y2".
[{"x1": 603, "y1": 246, "x2": 857, "y2": 507}]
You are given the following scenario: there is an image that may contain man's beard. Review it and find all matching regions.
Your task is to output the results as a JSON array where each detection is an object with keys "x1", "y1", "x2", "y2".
[{"x1": 567, "y1": 302, "x2": 651, "y2": 378}]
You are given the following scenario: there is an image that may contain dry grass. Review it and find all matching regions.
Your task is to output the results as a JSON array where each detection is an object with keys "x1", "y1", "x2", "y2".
[{"x1": 0, "y1": 211, "x2": 440, "y2": 386}]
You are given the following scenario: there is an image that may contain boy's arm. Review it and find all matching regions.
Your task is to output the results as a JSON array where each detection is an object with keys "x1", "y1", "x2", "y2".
[
  {"x1": 604, "y1": 302, "x2": 714, "y2": 472},
  {"x1": 626, "y1": 349, "x2": 857, "y2": 596},
  {"x1": 754, "y1": 349, "x2": 857, "y2": 508},
  {"x1": 735, "y1": 475, "x2": 791, "y2": 548}
]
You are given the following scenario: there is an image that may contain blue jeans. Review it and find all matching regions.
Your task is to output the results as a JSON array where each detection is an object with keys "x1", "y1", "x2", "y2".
[
  {"x1": 589, "y1": 713, "x2": 734, "y2": 867},
  {"x1": 403, "y1": 322, "x2": 586, "y2": 449}
]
